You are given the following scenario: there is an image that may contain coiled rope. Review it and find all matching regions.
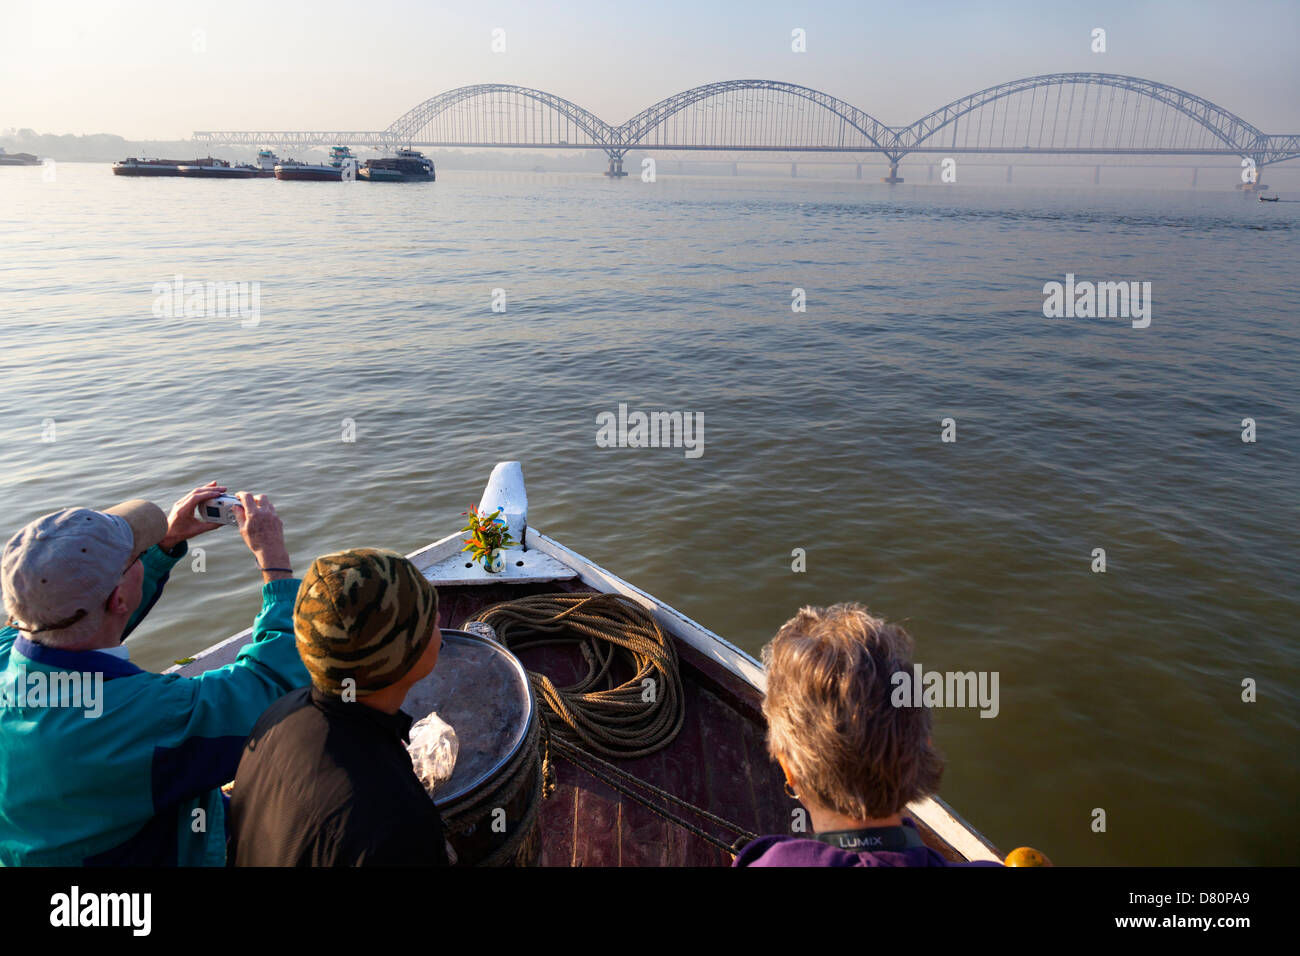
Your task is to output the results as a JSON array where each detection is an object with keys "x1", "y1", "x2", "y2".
[
  {"x1": 468, "y1": 592, "x2": 684, "y2": 760},
  {"x1": 465, "y1": 592, "x2": 757, "y2": 854}
]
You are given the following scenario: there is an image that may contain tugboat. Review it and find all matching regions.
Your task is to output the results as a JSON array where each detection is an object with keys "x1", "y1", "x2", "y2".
[
  {"x1": 0, "y1": 148, "x2": 41, "y2": 166},
  {"x1": 359, "y1": 147, "x2": 435, "y2": 182},
  {"x1": 274, "y1": 145, "x2": 357, "y2": 181},
  {"x1": 176, "y1": 158, "x2": 259, "y2": 179},
  {"x1": 112, "y1": 157, "x2": 219, "y2": 177},
  {"x1": 252, "y1": 150, "x2": 280, "y2": 177}
]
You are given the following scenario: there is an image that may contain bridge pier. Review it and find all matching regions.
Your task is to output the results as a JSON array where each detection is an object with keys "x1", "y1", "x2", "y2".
[
  {"x1": 732, "y1": 162, "x2": 738, "y2": 176},
  {"x1": 604, "y1": 151, "x2": 628, "y2": 177},
  {"x1": 1191, "y1": 167, "x2": 1198, "y2": 187},
  {"x1": 881, "y1": 159, "x2": 903, "y2": 184},
  {"x1": 792, "y1": 163, "x2": 797, "y2": 178},
  {"x1": 1093, "y1": 165, "x2": 1101, "y2": 185},
  {"x1": 857, "y1": 163, "x2": 863, "y2": 180},
  {"x1": 1006, "y1": 165, "x2": 1013, "y2": 183}
]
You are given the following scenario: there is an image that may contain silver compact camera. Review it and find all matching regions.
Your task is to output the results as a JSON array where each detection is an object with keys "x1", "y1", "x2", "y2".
[{"x1": 194, "y1": 494, "x2": 241, "y2": 526}]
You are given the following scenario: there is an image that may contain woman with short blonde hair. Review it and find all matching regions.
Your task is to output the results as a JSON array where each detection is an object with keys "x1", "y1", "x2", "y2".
[{"x1": 734, "y1": 603, "x2": 998, "y2": 867}]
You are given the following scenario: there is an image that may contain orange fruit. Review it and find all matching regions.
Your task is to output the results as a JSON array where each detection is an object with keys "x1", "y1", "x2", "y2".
[{"x1": 1004, "y1": 846, "x2": 1052, "y2": 867}]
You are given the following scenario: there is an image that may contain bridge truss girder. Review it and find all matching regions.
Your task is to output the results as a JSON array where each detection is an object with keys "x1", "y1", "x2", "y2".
[{"x1": 191, "y1": 131, "x2": 397, "y2": 149}]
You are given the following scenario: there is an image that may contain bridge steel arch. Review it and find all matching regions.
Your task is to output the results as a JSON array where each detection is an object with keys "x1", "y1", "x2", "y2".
[
  {"x1": 897, "y1": 72, "x2": 1268, "y2": 157},
  {"x1": 613, "y1": 79, "x2": 897, "y2": 153},
  {"x1": 385, "y1": 83, "x2": 616, "y2": 148}
]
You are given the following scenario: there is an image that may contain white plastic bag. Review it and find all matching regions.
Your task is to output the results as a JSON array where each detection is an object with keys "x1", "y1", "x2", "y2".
[{"x1": 407, "y1": 711, "x2": 459, "y2": 796}]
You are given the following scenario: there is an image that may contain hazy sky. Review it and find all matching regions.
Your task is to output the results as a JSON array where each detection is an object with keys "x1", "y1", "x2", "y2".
[{"x1": 3, "y1": 0, "x2": 1298, "y2": 140}]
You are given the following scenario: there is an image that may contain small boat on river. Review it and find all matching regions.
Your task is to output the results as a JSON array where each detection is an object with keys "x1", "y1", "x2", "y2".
[{"x1": 173, "y1": 461, "x2": 1004, "y2": 866}]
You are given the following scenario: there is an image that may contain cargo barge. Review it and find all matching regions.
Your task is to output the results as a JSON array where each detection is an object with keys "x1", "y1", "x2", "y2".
[
  {"x1": 177, "y1": 159, "x2": 259, "y2": 179},
  {"x1": 274, "y1": 145, "x2": 357, "y2": 181},
  {"x1": 112, "y1": 157, "x2": 219, "y2": 176}
]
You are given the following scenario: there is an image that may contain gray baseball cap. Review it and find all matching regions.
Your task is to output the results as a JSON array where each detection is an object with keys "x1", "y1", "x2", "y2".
[{"x1": 2, "y1": 500, "x2": 168, "y2": 634}]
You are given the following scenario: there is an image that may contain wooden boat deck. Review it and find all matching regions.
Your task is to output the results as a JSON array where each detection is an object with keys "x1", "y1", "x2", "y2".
[
  {"x1": 437, "y1": 578, "x2": 975, "y2": 866},
  {"x1": 438, "y1": 578, "x2": 789, "y2": 865}
]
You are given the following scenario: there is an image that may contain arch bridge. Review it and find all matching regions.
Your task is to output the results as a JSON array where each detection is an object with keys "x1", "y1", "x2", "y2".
[{"x1": 194, "y1": 74, "x2": 1300, "y2": 182}]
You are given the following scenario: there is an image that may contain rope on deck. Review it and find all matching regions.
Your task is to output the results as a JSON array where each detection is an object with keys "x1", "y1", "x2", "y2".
[
  {"x1": 465, "y1": 592, "x2": 758, "y2": 855},
  {"x1": 469, "y1": 592, "x2": 684, "y2": 759}
]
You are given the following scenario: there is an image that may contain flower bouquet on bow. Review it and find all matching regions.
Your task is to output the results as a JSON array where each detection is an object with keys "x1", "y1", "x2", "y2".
[{"x1": 458, "y1": 504, "x2": 518, "y2": 573}]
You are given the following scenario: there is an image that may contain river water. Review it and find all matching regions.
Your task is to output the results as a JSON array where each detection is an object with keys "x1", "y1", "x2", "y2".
[{"x1": 1, "y1": 163, "x2": 1296, "y2": 865}]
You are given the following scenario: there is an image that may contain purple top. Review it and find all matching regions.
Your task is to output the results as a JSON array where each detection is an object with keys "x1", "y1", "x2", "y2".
[{"x1": 732, "y1": 819, "x2": 1004, "y2": 868}]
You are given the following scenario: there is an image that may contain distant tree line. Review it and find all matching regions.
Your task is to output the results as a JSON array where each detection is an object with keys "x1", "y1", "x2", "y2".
[{"x1": 1, "y1": 129, "x2": 199, "y2": 162}]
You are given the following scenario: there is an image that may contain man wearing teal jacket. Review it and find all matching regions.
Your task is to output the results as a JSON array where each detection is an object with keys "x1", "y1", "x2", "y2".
[{"x1": 0, "y1": 483, "x2": 311, "y2": 865}]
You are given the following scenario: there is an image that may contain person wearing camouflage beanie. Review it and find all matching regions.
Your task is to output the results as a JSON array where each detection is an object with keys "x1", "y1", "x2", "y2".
[
  {"x1": 294, "y1": 548, "x2": 439, "y2": 698},
  {"x1": 227, "y1": 548, "x2": 449, "y2": 866}
]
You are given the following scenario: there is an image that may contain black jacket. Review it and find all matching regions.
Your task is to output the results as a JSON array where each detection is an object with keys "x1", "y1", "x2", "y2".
[{"x1": 227, "y1": 686, "x2": 449, "y2": 866}]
